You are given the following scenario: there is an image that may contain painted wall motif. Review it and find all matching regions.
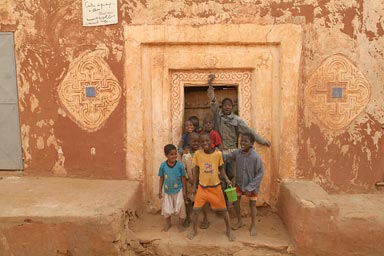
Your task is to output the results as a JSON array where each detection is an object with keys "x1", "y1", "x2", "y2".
[
  {"x1": 1, "y1": 0, "x2": 383, "y2": 193},
  {"x1": 58, "y1": 55, "x2": 122, "y2": 132},
  {"x1": 305, "y1": 54, "x2": 371, "y2": 130}
]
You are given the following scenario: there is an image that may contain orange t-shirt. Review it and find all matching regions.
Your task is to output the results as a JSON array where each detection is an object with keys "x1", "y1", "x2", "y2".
[{"x1": 192, "y1": 149, "x2": 224, "y2": 187}]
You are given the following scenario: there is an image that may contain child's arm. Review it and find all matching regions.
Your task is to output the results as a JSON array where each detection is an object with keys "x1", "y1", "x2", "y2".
[
  {"x1": 219, "y1": 165, "x2": 232, "y2": 186},
  {"x1": 237, "y1": 118, "x2": 271, "y2": 147},
  {"x1": 245, "y1": 156, "x2": 264, "y2": 193},
  {"x1": 181, "y1": 176, "x2": 187, "y2": 199},
  {"x1": 158, "y1": 176, "x2": 164, "y2": 199},
  {"x1": 191, "y1": 166, "x2": 199, "y2": 194},
  {"x1": 177, "y1": 138, "x2": 184, "y2": 155}
]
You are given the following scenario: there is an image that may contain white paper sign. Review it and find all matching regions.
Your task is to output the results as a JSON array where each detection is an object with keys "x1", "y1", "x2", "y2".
[{"x1": 82, "y1": 0, "x2": 118, "y2": 26}]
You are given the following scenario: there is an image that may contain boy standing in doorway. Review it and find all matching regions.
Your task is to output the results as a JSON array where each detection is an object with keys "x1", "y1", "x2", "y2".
[{"x1": 207, "y1": 87, "x2": 270, "y2": 186}]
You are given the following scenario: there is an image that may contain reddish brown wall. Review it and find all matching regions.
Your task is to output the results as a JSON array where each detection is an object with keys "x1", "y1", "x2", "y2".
[
  {"x1": 1, "y1": 0, "x2": 383, "y2": 189},
  {"x1": 1, "y1": 0, "x2": 126, "y2": 179}
]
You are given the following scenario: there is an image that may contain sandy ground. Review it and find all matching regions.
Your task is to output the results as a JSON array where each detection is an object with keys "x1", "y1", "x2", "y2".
[{"x1": 127, "y1": 205, "x2": 293, "y2": 256}]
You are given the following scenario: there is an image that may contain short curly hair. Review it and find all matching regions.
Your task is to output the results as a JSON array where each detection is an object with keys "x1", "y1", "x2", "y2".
[
  {"x1": 242, "y1": 133, "x2": 256, "y2": 144},
  {"x1": 164, "y1": 144, "x2": 176, "y2": 155}
]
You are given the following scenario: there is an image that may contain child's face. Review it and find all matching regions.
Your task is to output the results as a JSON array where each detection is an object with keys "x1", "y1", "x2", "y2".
[
  {"x1": 203, "y1": 119, "x2": 214, "y2": 132},
  {"x1": 222, "y1": 101, "x2": 233, "y2": 115},
  {"x1": 189, "y1": 136, "x2": 200, "y2": 151},
  {"x1": 184, "y1": 121, "x2": 195, "y2": 133},
  {"x1": 200, "y1": 134, "x2": 212, "y2": 151},
  {"x1": 166, "y1": 149, "x2": 178, "y2": 164},
  {"x1": 240, "y1": 136, "x2": 253, "y2": 153}
]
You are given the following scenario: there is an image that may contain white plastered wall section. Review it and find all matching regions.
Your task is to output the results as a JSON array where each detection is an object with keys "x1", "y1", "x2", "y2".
[{"x1": 123, "y1": 24, "x2": 302, "y2": 207}]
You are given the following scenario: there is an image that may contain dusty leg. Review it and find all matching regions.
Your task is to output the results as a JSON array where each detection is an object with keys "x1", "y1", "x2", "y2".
[
  {"x1": 199, "y1": 203, "x2": 210, "y2": 229},
  {"x1": 178, "y1": 217, "x2": 186, "y2": 232},
  {"x1": 187, "y1": 209, "x2": 200, "y2": 240},
  {"x1": 231, "y1": 196, "x2": 243, "y2": 230},
  {"x1": 183, "y1": 200, "x2": 192, "y2": 227},
  {"x1": 219, "y1": 210, "x2": 235, "y2": 241},
  {"x1": 162, "y1": 216, "x2": 171, "y2": 232},
  {"x1": 249, "y1": 200, "x2": 257, "y2": 236}
]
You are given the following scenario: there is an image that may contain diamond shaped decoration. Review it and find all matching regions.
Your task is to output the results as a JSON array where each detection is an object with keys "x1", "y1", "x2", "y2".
[
  {"x1": 58, "y1": 56, "x2": 121, "y2": 132},
  {"x1": 304, "y1": 54, "x2": 371, "y2": 130}
]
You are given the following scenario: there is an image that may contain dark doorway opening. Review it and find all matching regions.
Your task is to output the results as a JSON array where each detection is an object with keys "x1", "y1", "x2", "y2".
[{"x1": 184, "y1": 85, "x2": 238, "y2": 129}]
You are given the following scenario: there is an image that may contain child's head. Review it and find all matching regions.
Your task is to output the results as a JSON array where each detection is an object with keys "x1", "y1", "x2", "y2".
[
  {"x1": 203, "y1": 115, "x2": 214, "y2": 132},
  {"x1": 188, "y1": 116, "x2": 200, "y2": 130},
  {"x1": 184, "y1": 120, "x2": 195, "y2": 134},
  {"x1": 188, "y1": 132, "x2": 200, "y2": 152},
  {"x1": 164, "y1": 144, "x2": 177, "y2": 163},
  {"x1": 240, "y1": 133, "x2": 255, "y2": 153},
  {"x1": 221, "y1": 98, "x2": 234, "y2": 115},
  {"x1": 199, "y1": 133, "x2": 212, "y2": 152}
]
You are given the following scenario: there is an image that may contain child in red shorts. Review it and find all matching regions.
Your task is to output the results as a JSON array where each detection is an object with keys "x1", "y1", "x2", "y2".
[{"x1": 224, "y1": 132, "x2": 264, "y2": 236}]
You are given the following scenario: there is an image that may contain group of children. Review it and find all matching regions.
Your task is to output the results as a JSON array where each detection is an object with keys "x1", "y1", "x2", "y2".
[{"x1": 158, "y1": 91, "x2": 270, "y2": 241}]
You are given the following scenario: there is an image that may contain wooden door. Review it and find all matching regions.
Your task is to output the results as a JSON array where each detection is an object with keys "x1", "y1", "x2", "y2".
[{"x1": 184, "y1": 85, "x2": 238, "y2": 128}]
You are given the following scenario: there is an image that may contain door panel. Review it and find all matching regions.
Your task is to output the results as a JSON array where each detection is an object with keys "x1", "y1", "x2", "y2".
[
  {"x1": 184, "y1": 85, "x2": 238, "y2": 127},
  {"x1": 0, "y1": 32, "x2": 23, "y2": 170}
]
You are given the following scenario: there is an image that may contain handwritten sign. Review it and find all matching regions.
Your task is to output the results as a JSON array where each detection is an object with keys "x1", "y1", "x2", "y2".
[{"x1": 82, "y1": 0, "x2": 118, "y2": 26}]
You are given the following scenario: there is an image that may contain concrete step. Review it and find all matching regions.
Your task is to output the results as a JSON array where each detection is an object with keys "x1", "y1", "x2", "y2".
[
  {"x1": 0, "y1": 176, "x2": 141, "y2": 256},
  {"x1": 0, "y1": 175, "x2": 293, "y2": 255},
  {"x1": 124, "y1": 208, "x2": 293, "y2": 256}
]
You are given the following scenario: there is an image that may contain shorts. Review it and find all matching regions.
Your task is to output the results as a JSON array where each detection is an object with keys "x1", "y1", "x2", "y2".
[
  {"x1": 161, "y1": 189, "x2": 186, "y2": 218},
  {"x1": 236, "y1": 185, "x2": 258, "y2": 201},
  {"x1": 194, "y1": 184, "x2": 227, "y2": 211}
]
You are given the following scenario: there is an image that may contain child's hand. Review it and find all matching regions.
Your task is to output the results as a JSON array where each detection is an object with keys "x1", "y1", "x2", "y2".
[
  {"x1": 264, "y1": 140, "x2": 271, "y2": 147},
  {"x1": 207, "y1": 85, "x2": 216, "y2": 102},
  {"x1": 191, "y1": 186, "x2": 197, "y2": 195},
  {"x1": 226, "y1": 179, "x2": 233, "y2": 187}
]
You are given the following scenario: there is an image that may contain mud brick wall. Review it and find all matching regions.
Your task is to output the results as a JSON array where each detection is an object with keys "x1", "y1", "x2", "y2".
[{"x1": 0, "y1": 0, "x2": 383, "y2": 192}]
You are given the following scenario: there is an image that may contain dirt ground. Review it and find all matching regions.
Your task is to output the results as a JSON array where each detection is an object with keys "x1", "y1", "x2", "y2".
[{"x1": 125, "y1": 205, "x2": 293, "y2": 256}]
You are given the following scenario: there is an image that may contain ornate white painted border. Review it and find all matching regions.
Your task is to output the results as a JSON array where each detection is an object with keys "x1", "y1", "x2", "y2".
[{"x1": 170, "y1": 70, "x2": 252, "y2": 144}]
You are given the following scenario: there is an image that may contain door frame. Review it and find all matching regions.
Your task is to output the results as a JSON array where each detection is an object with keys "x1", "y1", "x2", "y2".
[{"x1": 124, "y1": 24, "x2": 302, "y2": 207}]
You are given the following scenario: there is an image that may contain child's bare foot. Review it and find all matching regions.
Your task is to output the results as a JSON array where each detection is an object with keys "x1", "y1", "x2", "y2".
[
  {"x1": 250, "y1": 226, "x2": 257, "y2": 236},
  {"x1": 187, "y1": 229, "x2": 197, "y2": 240},
  {"x1": 227, "y1": 229, "x2": 235, "y2": 241},
  {"x1": 231, "y1": 221, "x2": 244, "y2": 230},
  {"x1": 183, "y1": 218, "x2": 191, "y2": 228},
  {"x1": 199, "y1": 219, "x2": 210, "y2": 229},
  {"x1": 162, "y1": 221, "x2": 172, "y2": 232},
  {"x1": 178, "y1": 224, "x2": 186, "y2": 232}
]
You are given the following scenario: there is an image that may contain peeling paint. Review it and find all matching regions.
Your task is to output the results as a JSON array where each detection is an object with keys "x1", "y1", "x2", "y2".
[
  {"x1": 341, "y1": 144, "x2": 349, "y2": 156},
  {"x1": 29, "y1": 94, "x2": 39, "y2": 113},
  {"x1": 47, "y1": 135, "x2": 66, "y2": 176},
  {"x1": 300, "y1": 199, "x2": 316, "y2": 208},
  {"x1": 20, "y1": 124, "x2": 31, "y2": 167},
  {"x1": 36, "y1": 136, "x2": 44, "y2": 150},
  {"x1": 58, "y1": 107, "x2": 67, "y2": 117}
]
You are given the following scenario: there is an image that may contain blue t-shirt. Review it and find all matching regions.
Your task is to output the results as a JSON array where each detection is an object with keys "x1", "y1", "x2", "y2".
[{"x1": 158, "y1": 161, "x2": 186, "y2": 195}]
